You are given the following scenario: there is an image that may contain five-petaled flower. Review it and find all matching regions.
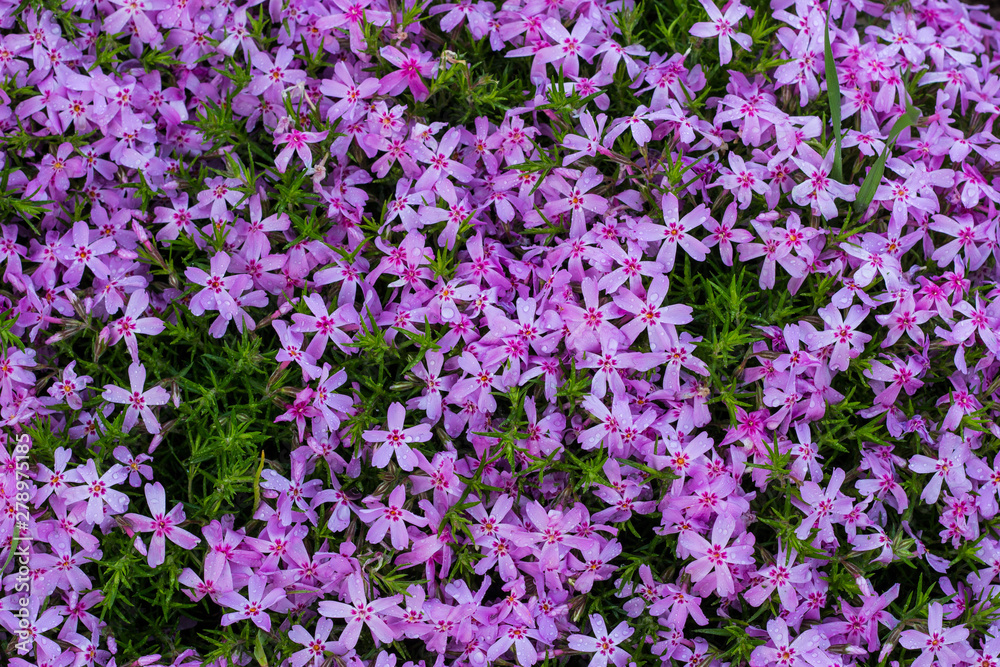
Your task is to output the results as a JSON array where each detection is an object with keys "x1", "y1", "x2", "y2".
[
  {"x1": 124, "y1": 482, "x2": 201, "y2": 567},
  {"x1": 363, "y1": 402, "x2": 432, "y2": 471},
  {"x1": 102, "y1": 362, "x2": 170, "y2": 434},
  {"x1": 567, "y1": 613, "x2": 635, "y2": 667}
]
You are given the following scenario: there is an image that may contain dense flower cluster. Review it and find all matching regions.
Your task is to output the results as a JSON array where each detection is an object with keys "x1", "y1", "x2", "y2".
[{"x1": 1, "y1": 0, "x2": 1000, "y2": 665}]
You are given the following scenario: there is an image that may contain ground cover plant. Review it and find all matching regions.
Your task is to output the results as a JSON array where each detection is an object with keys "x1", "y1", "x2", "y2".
[{"x1": 2, "y1": 0, "x2": 1000, "y2": 664}]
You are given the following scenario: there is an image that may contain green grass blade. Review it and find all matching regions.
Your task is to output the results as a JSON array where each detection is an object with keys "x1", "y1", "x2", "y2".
[
  {"x1": 824, "y1": 15, "x2": 843, "y2": 183},
  {"x1": 853, "y1": 101, "x2": 920, "y2": 216}
]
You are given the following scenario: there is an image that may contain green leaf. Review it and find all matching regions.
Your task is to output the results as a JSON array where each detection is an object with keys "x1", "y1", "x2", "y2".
[
  {"x1": 824, "y1": 13, "x2": 843, "y2": 183},
  {"x1": 254, "y1": 630, "x2": 269, "y2": 667},
  {"x1": 853, "y1": 100, "x2": 920, "y2": 215}
]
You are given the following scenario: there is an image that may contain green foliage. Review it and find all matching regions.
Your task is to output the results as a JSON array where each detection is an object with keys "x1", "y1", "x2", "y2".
[
  {"x1": 853, "y1": 99, "x2": 921, "y2": 214},
  {"x1": 824, "y1": 13, "x2": 844, "y2": 182}
]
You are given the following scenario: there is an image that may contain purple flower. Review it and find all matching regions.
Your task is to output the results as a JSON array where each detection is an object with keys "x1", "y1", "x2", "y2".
[
  {"x1": 378, "y1": 45, "x2": 436, "y2": 101},
  {"x1": 104, "y1": 0, "x2": 167, "y2": 45},
  {"x1": 112, "y1": 445, "x2": 154, "y2": 487},
  {"x1": 102, "y1": 362, "x2": 170, "y2": 434},
  {"x1": 61, "y1": 459, "x2": 128, "y2": 525},
  {"x1": 791, "y1": 145, "x2": 857, "y2": 219},
  {"x1": 185, "y1": 252, "x2": 252, "y2": 320},
  {"x1": 124, "y1": 482, "x2": 201, "y2": 567},
  {"x1": 274, "y1": 129, "x2": 328, "y2": 173},
  {"x1": 689, "y1": 0, "x2": 751, "y2": 65},
  {"x1": 535, "y1": 17, "x2": 595, "y2": 78},
  {"x1": 363, "y1": 402, "x2": 432, "y2": 471},
  {"x1": 614, "y1": 275, "x2": 694, "y2": 353},
  {"x1": 249, "y1": 46, "x2": 306, "y2": 96},
  {"x1": 318, "y1": 573, "x2": 403, "y2": 649},
  {"x1": 543, "y1": 167, "x2": 608, "y2": 238},
  {"x1": 487, "y1": 624, "x2": 542, "y2": 667},
  {"x1": 795, "y1": 468, "x2": 853, "y2": 544},
  {"x1": 899, "y1": 603, "x2": 970, "y2": 667},
  {"x1": 908, "y1": 434, "x2": 972, "y2": 504},
  {"x1": 807, "y1": 303, "x2": 872, "y2": 372},
  {"x1": 718, "y1": 153, "x2": 768, "y2": 208},
  {"x1": 567, "y1": 614, "x2": 634, "y2": 667},
  {"x1": 219, "y1": 574, "x2": 287, "y2": 632},
  {"x1": 288, "y1": 618, "x2": 338, "y2": 667},
  {"x1": 58, "y1": 220, "x2": 115, "y2": 284},
  {"x1": 321, "y1": 62, "x2": 380, "y2": 123},
  {"x1": 703, "y1": 202, "x2": 754, "y2": 265},
  {"x1": 655, "y1": 193, "x2": 711, "y2": 273},
  {"x1": 47, "y1": 361, "x2": 92, "y2": 410},
  {"x1": 680, "y1": 514, "x2": 754, "y2": 597},
  {"x1": 106, "y1": 290, "x2": 165, "y2": 364},
  {"x1": 749, "y1": 618, "x2": 831, "y2": 667}
]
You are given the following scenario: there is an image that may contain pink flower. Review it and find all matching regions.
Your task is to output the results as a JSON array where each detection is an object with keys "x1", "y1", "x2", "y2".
[
  {"x1": 614, "y1": 275, "x2": 694, "y2": 353},
  {"x1": 124, "y1": 482, "x2": 201, "y2": 567},
  {"x1": 104, "y1": 0, "x2": 167, "y2": 45},
  {"x1": 908, "y1": 434, "x2": 972, "y2": 504},
  {"x1": 219, "y1": 574, "x2": 288, "y2": 632},
  {"x1": 864, "y1": 356, "x2": 925, "y2": 409},
  {"x1": 655, "y1": 193, "x2": 711, "y2": 273},
  {"x1": 807, "y1": 303, "x2": 872, "y2": 372},
  {"x1": 794, "y1": 468, "x2": 853, "y2": 544},
  {"x1": 107, "y1": 290, "x2": 165, "y2": 364},
  {"x1": 567, "y1": 614, "x2": 634, "y2": 667},
  {"x1": 875, "y1": 290, "x2": 933, "y2": 347},
  {"x1": 357, "y1": 485, "x2": 428, "y2": 549},
  {"x1": 717, "y1": 153, "x2": 768, "y2": 208},
  {"x1": 679, "y1": 514, "x2": 755, "y2": 597},
  {"x1": 790, "y1": 145, "x2": 857, "y2": 220},
  {"x1": 61, "y1": 459, "x2": 128, "y2": 525},
  {"x1": 487, "y1": 624, "x2": 542, "y2": 667},
  {"x1": 542, "y1": 167, "x2": 608, "y2": 238},
  {"x1": 102, "y1": 362, "x2": 170, "y2": 434},
  {"x1": 321, "y1": 60, "x2": 380, "y2": 122},
  {"x1": 185, "y1": 252, "x2": 252, "y2": 320},
  {"x1": 274, "y1": 129, "x2": 328, "y2": 173},
  {"x1": 689, "y1": 0, "x2": 752, "y2": 65},
  {"x1": 742, "y1": 548, "x2": 811, "y2": 610},
  {"x1": 363, "y1": 402, "x2": 432, "y2": 471},
  {"x1": 704, "y1": 202, "x2": 754, "y2": 266},
  {"x1": 535, "y1": 17, "x2": 595, "y2": 77},
  {"x1": 749, "y1": 618, "x2": 832, "y2": 667},
  {"x1": 47, "y1": 361, "x2": 92, "y2": 410},
  {"x1": 288, "y1": 618, "x2": 337, "y2": 667},
  {"x1": 248, "y1": 46, "x2": 306, "y2": 96},
  {"x1": 318, "y1": 573, "x2": 403, "y2": 649},
  {"x1": 58, "y1": 220, "x2": 115, "y2": 284},
  {"x1": 112, "y1": 446, "x2": 153, "y2": 487},
  {"x1": 899, "y1": 603, "x2": 970, "y2": 667},
  {"x1": 378, "y1": 45, "x2": 436, "y2": 101}
]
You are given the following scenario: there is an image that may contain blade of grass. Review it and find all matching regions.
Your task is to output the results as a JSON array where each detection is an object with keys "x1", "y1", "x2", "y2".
[
  {"x1": 824, "y1": 13, "x2": 843, "y2": 183},
  {"x1": 852, "y1": 100, "x2": 920, "y2": 217}
]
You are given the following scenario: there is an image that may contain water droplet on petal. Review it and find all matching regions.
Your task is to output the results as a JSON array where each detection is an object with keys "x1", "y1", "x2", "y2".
[{"x1": 441, "y1": 306, "x2": 455, "y2": 320}]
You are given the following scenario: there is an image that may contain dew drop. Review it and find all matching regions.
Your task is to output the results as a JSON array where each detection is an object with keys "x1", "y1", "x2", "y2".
[{"x1": 441, "y1": 306, "x2": 456, "y2": 320}]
